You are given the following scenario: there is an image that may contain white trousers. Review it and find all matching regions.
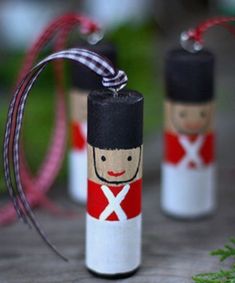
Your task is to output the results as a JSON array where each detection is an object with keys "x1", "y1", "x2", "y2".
[
  {"x1": 68, "y1": 149, "x2": 87, "y2": 203},
  {"x1": 68, "y1": 121, "x2": 87, "y2": 203},
  {"x1": 86, "y1": 214, "x2": 142, "y2": 275},
  {"x1": 161, "y1": 163, "x2": 216, "y2": 218}
]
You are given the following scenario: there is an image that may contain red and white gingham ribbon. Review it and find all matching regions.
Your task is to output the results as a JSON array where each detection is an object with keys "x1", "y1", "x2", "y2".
[
  {"x1": 3, "y1": 48, "x2": 128, "y2": 260},
  {"x1": 0, "y1": 13, "x2": 102, "y2": 225}
]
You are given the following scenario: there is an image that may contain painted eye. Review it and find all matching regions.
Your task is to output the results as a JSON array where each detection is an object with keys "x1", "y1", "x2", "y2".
[
  {"x1": 101, "y1": 156, "x2": 106, "y2": 162},
  {"x1": 200, "y1": 111, "x2": 206, "y2": 118},
  {"x1": 127, "y1": 156, "x2": 132, "y2": 161},
  {"x1": 179, "y1": 111, "x2": 186, "y2": 118}
]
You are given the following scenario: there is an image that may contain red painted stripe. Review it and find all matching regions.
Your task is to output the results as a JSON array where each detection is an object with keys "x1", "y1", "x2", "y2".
[
  {"x1": 164, "y1": 131, "x2": 215, "y2": 165},
  {"x1": 71, "y1": 122, "x2": 86, "y2": 150},
  {"x1": 87, "y1": 179, "x2": 142, "y2": 221}
]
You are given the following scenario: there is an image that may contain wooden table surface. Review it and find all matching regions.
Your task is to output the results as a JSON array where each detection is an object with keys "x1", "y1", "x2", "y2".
[{"x1": 1, "y1": 109, "x2": 235, "y2": 283}]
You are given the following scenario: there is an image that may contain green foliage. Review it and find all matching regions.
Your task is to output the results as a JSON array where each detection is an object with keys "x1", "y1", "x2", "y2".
[
  {"x1": 211, "y1": 239, "x2": 235, "y2": 262},
  {"x1": 107, "y1": 21, "x2": 163, "y2": 134},
  {"x1": 193, "y1": 238, "x2": 235, "y2": 283},
  {"x1": 193, "y1": 268, "x2": 235, "y2": 283}
]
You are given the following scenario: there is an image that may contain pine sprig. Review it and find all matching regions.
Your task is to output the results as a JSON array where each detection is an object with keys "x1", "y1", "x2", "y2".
[
  {"x1": 193, "y1": 267, "x2": 235, "y2": 283},
  {"x1": 193, "y1": 238, "x2": 235, "y2": 283},
  {"x1": 211, "y1": 239, "x2": 235, "y2": 262}
]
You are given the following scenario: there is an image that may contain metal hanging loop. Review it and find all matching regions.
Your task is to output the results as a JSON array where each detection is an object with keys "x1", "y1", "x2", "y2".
[{"x1": 180, "y1": 30, "x2": 203, "y2": 53}]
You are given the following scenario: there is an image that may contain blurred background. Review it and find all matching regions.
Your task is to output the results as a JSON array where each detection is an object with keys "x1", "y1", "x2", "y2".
[{"x1": 0, "y1": 0, "x2": 235, "y2": 194}]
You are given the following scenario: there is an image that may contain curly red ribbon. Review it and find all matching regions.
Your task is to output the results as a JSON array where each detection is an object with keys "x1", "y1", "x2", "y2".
[
  {"x1": 181, "y1": 16, "x2": 235, "y2": 52},
  {"x1": 0, "y1": 13, "x2": 100, "y2": 225}
]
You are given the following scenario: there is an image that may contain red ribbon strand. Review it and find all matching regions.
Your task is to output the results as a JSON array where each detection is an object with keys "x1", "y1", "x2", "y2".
[{"x1": 0, "y1": 13, "x2": 100, "y2": 225}]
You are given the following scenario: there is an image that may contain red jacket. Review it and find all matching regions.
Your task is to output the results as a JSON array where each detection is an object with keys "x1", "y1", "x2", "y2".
[
  {"x1": 87, "y1": 179, "x2": 142, "y2": 221},
  {"x1": 71, "y1": 122, "x2": 86, "y2": 150},
  {"x1": 164, "y1": 131, "x2": 214, "y2": 168}
]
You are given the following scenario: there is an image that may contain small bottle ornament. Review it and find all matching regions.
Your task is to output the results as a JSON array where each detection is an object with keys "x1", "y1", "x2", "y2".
[
  {"x1": 161, "y1": 48, "x2": 216, "y2": 219},
  {"x1": 69, "y1": 43, "x2": 117, "y2": 203},
  {"x1": 86, "y1": 90, "x2": 143, "y2": 278}
]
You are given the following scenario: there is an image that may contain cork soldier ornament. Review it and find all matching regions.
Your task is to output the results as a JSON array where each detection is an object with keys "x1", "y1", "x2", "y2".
[
  {"x1": 86, "y1": 90, "x2": 143, "y2": 278},
  {"x1": 69, "y1": 42, "x2": 117, "y2": 203},
  {"x1": 161, "y1": 48, "x2": 216, "y2": 219},
  {"x1": 161, "y1": 15, "x2": 235, "y2": 219},
  {"x1": 3, "y1": 47, "x2": 143, "y2": 278}
]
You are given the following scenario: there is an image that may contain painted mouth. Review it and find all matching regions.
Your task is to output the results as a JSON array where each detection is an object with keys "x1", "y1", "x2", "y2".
[
  {"x1": 185, "y1": 123, "x2": 202, "y2": 130},
  {"x1": 107, "y1": 170, "x2": 126, "y2": 177}
]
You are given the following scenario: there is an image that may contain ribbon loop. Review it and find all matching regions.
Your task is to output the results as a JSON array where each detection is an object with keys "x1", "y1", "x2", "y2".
[
  {"x1": 102, "y1": 70, "x2": 128, "y2": 90},
  {"x1": 3, "y1": 47, "x2": 128, "y2": 261}
]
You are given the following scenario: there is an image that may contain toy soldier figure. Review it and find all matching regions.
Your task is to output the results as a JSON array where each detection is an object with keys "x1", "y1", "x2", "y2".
[
  {"x1": 161, "y1": 49, "x2": 216, "y2": 219},
  {"x1": 86, "y1": 89, "x2": 143, "y2": 278}
]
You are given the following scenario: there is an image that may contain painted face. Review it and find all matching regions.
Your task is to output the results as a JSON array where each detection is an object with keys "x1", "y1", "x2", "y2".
[
  {"x1": 92, "y1": 147, "x2": 142, "y2": 185},
  {"x1": 170, "y1": 102, "x2": 213, "y2": 135}
]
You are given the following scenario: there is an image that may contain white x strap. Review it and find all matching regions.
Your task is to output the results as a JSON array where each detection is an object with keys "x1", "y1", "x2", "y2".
[
  {"x1": 178, "y1": 135, "x2": 205, "y2": 168},
  {"x1": 99, "y1": 184, "x2": 130, "y2": 221}
]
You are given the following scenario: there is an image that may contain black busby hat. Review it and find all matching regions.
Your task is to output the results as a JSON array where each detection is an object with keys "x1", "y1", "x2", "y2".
[
  {"x1": 88, "y1": 90, "x2": 143, "y2": 149},
  {"x1": 71, "y1": 42, "x2": 117, "y2": 90},
  {"x1": 165, "y1": 48, "x2": 215, "y2": 103}
]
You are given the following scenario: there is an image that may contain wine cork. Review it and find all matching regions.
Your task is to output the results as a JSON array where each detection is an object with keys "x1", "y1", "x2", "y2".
[
  {"x1": 161, "y1": 48, "x2": 216, "y2": 219},
  {"x1": 86, "y1": 89, "x2": 143, "y2": 278}
]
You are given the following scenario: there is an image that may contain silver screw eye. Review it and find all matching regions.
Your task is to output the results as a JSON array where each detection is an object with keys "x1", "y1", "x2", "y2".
[{"x1": 180, "y1": 31, "x2": 203, "y2": 53}]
